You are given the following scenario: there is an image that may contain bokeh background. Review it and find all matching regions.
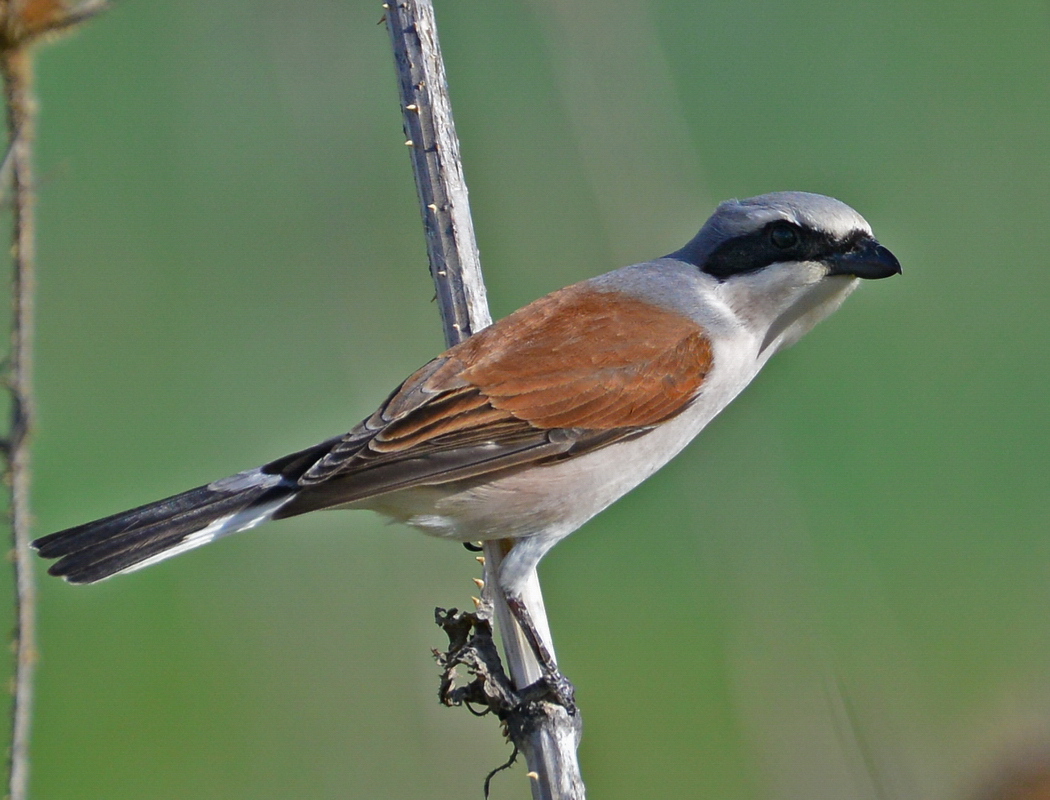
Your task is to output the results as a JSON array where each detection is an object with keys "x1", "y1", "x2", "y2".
[{"x1": 4, "y1": 1, "x2": 1048, "y2": 798}]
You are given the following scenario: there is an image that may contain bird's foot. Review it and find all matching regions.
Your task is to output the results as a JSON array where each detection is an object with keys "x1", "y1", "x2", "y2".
[
  {"x1": 503, "y1": 594, "x2": 578, "y2": 712},
  {"x1": 519, "y1": 667, "x2": 577, "y2": 714}
]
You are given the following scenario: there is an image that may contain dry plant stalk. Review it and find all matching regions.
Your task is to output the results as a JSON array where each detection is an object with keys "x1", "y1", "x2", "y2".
[
  {"x1": 0, "y1": 3, "x2": 105, "y2": 798},
  {"x1": 0, "y1": 40, "x2": 37, "y2": 800},
  {"x1": 384, "y1": 2, "x2": 585, "y2": 798}
]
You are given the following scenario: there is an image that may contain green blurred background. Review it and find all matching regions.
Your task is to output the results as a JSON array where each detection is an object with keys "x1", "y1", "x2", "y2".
[{"x1": 7, "y1": 1, "x2": 1048, "y2": 798}]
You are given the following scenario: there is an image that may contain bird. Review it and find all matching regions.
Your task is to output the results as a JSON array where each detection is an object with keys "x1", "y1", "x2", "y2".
[{"x1": 33, "y1": 191, "x2": 900, "y2": 702}]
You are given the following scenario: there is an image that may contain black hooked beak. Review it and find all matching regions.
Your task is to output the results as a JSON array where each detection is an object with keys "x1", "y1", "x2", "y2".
[{"x1": 827, "y1": 238, "x2": 902, "y2": 280}]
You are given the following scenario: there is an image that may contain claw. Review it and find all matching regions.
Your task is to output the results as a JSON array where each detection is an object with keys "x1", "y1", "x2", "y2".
[{"x1": 518, "y1": 668, "x2": 577, "y2": 714}]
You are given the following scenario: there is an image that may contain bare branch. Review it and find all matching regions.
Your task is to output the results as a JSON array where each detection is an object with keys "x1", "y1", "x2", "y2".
[
  {"x1": 0, "y1": 43, "x2": 37, "y2": 800},
  {"x1": 384, "y1": 2, "x2": 585, "y2": 797},
  {"x1": 383, "y1": 0, "x2": 489, "y2": 344},
  {"x1": 0, "y1": 3, "x2": 109, "y2": 796}
]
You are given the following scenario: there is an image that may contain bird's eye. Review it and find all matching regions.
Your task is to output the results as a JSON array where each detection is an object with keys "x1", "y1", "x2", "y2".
[{"x1": 769, "y1": 223, "x2": 799, "y2": 250}]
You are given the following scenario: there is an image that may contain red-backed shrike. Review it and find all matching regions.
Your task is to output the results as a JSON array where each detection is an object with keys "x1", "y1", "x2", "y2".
[{"x1": 34, "y1": 191, "x2": 900, "y2": 696}]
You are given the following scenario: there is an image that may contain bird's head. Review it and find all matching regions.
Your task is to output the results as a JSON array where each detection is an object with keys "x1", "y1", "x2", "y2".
[{"x1": 672, "y1": 191, "x2": 901, "y2": 353}]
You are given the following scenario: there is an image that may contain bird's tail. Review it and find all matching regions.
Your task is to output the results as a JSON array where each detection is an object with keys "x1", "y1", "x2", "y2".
[{"x1": 32, "y1": 468, "x2": 297, "y2": 585}]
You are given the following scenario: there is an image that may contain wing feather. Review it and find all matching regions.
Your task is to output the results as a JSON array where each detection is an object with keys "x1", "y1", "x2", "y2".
[{"x1": 275, "y1": 285, "x2": 713, "y2": 515}]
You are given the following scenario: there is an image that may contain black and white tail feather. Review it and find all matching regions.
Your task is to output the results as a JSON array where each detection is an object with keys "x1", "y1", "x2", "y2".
[
  {"x1": 35, "y1": 480, "x2": 293, "y2": 584},
  {"x1": 37, "y1": 438, "x2": 334, "y2": 581},
  {"x1": 32, "y1": 439, "x2": 336, "y2": 584}
]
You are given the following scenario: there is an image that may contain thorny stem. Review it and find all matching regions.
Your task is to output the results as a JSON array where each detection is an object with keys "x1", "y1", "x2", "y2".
[
  {"x1": 1, "y1": 44, "x2": 36, "y2": 800},
  {"x1": 384, "y1": 2, "x2": 585, "y2": 797},
  {"x1": 0, "y1": 6, "x2": 109, "y2": 796}
]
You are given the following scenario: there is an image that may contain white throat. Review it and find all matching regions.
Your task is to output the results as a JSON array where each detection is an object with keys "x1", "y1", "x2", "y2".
[{"x1": 717, "y1": 262, "x2": 860, "y2": 357}]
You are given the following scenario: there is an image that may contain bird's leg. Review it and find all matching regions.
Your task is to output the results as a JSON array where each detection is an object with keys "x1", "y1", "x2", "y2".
[
  {"x1": 496, "y1": 535, "x2": 578, "y2": 711},
  {"x1": 504, "y1": 594, "x2": 577, "y2": 714}
]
